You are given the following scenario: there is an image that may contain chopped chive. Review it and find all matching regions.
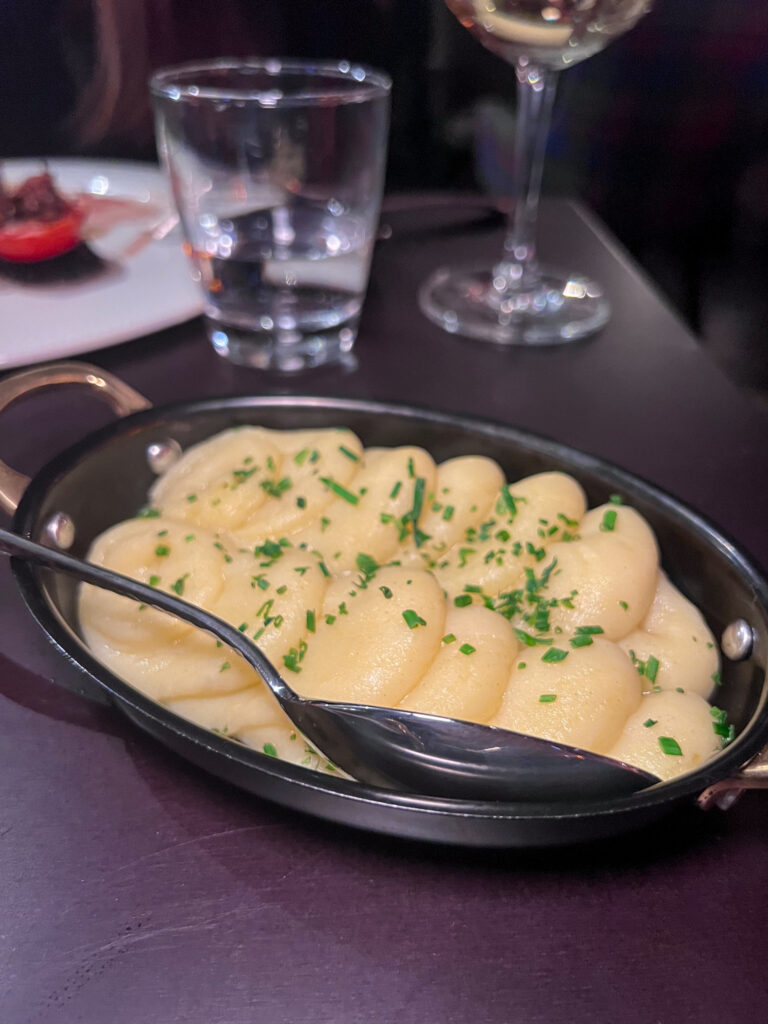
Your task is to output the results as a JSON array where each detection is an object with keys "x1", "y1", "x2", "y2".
[
  {"x1": 498, "y1": 485, "x2": 519, "y2": 519},
  {"x1": 355, "y1": 552, "x2": 379, "y2": 580},
  {"x1": 459, "y1": 643, "x2": 476, "y2": 655},
  {"x1": 538, "y1": 694, "x2": 557, "y2": 703},
  {"x1": 338, "y1": 602, "x2": 348, "y2": 616},
  {"x1": 136, "y1": 506, "x2": 160, "y2": 519},
  {"x1": 276, "y1": 585, "x2": 287, "y2": 595},
  {"x1": 185, "y1": 534, "x2": 195, "y2": 542},
  {"x1": 186, "y1": 493, "x2": 198, "y2": 503},
  {"x1": 542, "y1": 647, "x2": 568, "y2": 663},
  {"x1": 442, "y1": 633, "x2": 457, "y2": 644},
  {"x1": 282, "y1": 648, "x2": 303, "y2": 673},
  {"x1": 379, "y1": 585, "x2": 393, "y2": 599},
  {"x1": 260, "y1": 476, "x2": 292, "y2": 499},
  {"x1": 170, "y1": 574, "x2": 189, "y2": 596},
  {"x1": 517, "y1": 662, "x2": 526, "y2": 670},
  {"x1": 148, "y1": 574, "x2": 161, "y2": 587},
  {"x1": 294, "y1": 448, "x2": 310, "y2": 466},
  {"x1": 306, "y1": 610, "x2": 316, "y2": 633},
  {"x1": 514, "y1": 628, "x2": 552, "y2": 648},
  {"x1": 339, "y1": 445, "x2": 360, "y2": 462},
  {"x1": 320, "y1": 476, "x2": 359, "y2": 505},
  {"x1": 658, "y1": 736, "x2": 682, "y2": 756},
  {"x1": 296, "y1": 496, "x2": 307, "y2": 509},
  {"x1": 712, "y1": 670, "x2": 722, "y2": 687},
  {"x1": 442, "y1": 505, "x2": 454, "y2": 521},
  {"x1": 570, "y1": 634, "x2": 593, "y2": 648},
  {"x1": 154, "y1": 544, "x2": 170, "y2": 557},
  {"x1": 619, "y1": 600, "x2": 629, "y2": 610},
  {"x1": 254, "y1": 539, "x2": 283, "y2": 560},
  {"x1": 600, "y1": 509, "x2": 618, "y2": 532},
  {"x1": 318, "y1": 561, "x2": 330, "y2": 578},
  {"x1": 643, "y1": 718, "x2": 657, "y2": 728},
  {"x1": 404, "y1": 477, "x2": 429, "y2": 548},
  {"x1": 645, "y1": 655, "x2": 660, "y2": 683},
  {"x1": 263, "y1": 742, "x2": 278, "y2": 757},
  {"x1": 458, "y1": 547, "x2": 475, "y2": 567},
  {"x1": 407, "y1": 457, "x2": 415, "y2": 479},
  {"x1": 219, "y1": 661, "x2": 231, "y2": 672},
  {"x1": 454, "y1": 594, "x2": 473, "y2": 607},
  {"x1": 576, "y1": 625, "x2": 604, "y2": 635},
  {"x1": 238, "y1": 622, "x2": 248, "y2": 632},
  {"x1": 325, "y1": 614, "x2": 336, "y2": 625},
  {"x1": 609, "y1": 494, "x2": 624, "y2": 505},
  {"x1": 402, "y1": 609, "x2": 426, "y2": 629},
  {"x1": 232, "y1": 466, "x2": 258, "y2": 487},
  {"x1": 390, "y1": 481, "x2": 402, "y2": 500}
]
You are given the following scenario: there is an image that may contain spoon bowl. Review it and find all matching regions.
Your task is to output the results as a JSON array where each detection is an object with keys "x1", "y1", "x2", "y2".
[{"x1": 0, "y1": 527, "x2": 658, "y2": 802}]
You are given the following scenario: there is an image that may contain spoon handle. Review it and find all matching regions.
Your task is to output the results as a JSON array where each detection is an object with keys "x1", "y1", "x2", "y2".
[{"x1": 0, "y1": 527, "x2": 295, "y2": 702}]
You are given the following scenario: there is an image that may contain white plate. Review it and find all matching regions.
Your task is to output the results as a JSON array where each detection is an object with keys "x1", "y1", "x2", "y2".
[{"x1": 0, "y1": 159, "x2": 203, "y2": 369}]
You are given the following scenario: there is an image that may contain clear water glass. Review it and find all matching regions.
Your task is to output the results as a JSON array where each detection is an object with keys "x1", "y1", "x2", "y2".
[{"x1": 151, "y1": 59, "x2": 391, "y2": 372}]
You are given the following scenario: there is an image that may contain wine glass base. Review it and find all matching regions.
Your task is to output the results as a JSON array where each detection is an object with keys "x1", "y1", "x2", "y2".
[{"x1": 419, "y1": 263, "x2": 610, "y2": 345}]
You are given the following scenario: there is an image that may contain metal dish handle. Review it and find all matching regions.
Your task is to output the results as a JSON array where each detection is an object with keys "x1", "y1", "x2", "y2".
[
  {"x1": 698, "y1": 746, "x2": 768, "y2": 811},
  {"x1": 0, "y1": 361, "x2": 151, "y2": 516}
]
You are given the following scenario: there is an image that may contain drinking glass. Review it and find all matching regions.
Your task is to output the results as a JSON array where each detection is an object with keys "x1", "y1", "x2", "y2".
[
  {"x1": 151, "y1": 59, "x2": 391, "y2": 372},
  {"x1": 420, "y1": 0, "x2": 651, "y2": 345}
]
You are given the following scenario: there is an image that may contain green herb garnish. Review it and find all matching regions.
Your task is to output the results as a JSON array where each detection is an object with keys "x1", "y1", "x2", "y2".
[
  {"x1": 658, "y1": 736, "x2": 682, "y2": 756},
  {"x1": 600, "y1": 509, "x2": 617, "y2": 532},
  {"x1": 402, "y1": 609, "x2": 426, "y2": 629},
  {"x1": 320, "y1": 476, "x2": 359, "y2": 505},
  {"x1": 170, "y1": 574, "x2": 189, "y2": 596},
  {"x1": 542, "y1": 647, "x2": 568, "y2": 663}
]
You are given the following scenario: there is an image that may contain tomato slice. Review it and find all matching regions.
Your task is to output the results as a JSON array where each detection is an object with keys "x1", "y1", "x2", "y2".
[{"x1": 0, "y1": 207, "x2": 84, "y2": 263}]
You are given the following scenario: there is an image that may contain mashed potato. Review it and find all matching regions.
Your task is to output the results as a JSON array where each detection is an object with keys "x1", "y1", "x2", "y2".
[{"x1": 79, "y1": 426, "x2": 730, "y2": 783}]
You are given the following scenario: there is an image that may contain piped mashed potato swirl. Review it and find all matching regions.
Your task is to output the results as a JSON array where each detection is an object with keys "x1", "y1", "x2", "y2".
[{"x1": 78, "y1": 426, "x2": 731, "y2": 784}]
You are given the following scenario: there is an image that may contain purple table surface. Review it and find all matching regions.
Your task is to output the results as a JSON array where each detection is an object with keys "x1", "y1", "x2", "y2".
[{"x1": 2, "y1": 198, "x2": 767, "y2": 1024}]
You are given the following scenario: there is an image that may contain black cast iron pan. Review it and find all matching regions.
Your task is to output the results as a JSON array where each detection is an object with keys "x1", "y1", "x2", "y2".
[{"x1": 1, "y1": 362, "x2": 767, "y2": 847}]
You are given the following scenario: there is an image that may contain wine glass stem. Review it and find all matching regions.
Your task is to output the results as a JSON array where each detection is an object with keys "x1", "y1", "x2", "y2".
[{"x1": 496, "y1": 60, "x2": 559, "y2": 294}]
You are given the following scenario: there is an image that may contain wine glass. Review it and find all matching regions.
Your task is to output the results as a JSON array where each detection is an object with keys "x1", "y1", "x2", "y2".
[{"x1": 420, "y1": 0, "x2": 651, "y2": 345}]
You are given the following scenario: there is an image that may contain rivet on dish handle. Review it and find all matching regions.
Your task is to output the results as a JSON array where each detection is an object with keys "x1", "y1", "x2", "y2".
[
  {"x1": 721, "y1": 619, "x2": 755, "y2": 661},
  {"x1": 146, "y1": 439, "x2": 182, "y2": 475},
  {"x1": 697, "y1": 745, "x2": 768, "y2": 811},
  {"x1": 0, "y1": 361, "x2": 152, "y2": 517}
]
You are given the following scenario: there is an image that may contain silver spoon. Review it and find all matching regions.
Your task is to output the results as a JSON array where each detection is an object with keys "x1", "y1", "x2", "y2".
[{"x1": 1, "y1": 527, "x2": 658, "y2": 802}]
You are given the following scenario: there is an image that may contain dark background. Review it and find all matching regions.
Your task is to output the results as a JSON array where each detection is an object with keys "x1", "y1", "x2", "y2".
[{"x1": 3, "y1": 0, "x2": 768, "y2": 389}]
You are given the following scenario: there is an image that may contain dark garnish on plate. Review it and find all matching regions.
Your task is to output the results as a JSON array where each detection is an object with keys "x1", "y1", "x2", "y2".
[{"x1": 0, "y1": 168, "x2": 108, "y2": 284}]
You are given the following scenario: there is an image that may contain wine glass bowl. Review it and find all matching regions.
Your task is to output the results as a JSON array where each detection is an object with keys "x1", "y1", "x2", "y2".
[
  {"x1": 446, "y1": 0, "x2": 650, "y2": 69},
  {"x1": 421, "y1": 0, "x2": 652, "y2": 345}
]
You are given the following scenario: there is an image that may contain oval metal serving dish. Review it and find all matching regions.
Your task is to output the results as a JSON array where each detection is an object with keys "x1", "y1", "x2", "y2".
[{"x1": 5, "y1": 367, "x2": 768, "y2": 847}]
